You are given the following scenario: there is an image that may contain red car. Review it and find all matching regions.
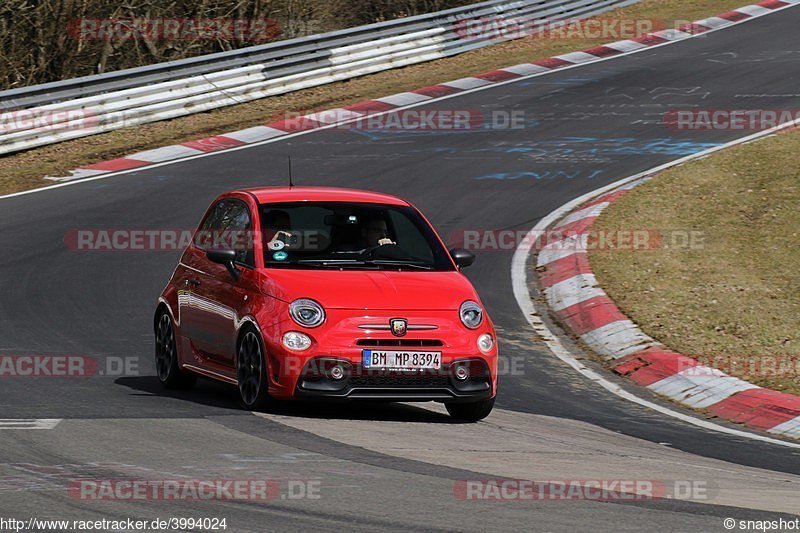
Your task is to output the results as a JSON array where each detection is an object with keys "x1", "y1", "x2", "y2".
[{"x1": 155, "y1": 187, "x2": 498, "y2": 421}]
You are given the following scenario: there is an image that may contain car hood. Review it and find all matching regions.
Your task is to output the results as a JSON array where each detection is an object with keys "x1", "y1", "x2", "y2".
[{"x1": 261, "y1": 269, "x2": 479, "y2": 310}]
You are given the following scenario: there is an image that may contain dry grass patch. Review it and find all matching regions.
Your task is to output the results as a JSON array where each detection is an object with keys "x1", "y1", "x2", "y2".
[{"x1": 590, "y1": 129, "x2": 800, "y2": 395}]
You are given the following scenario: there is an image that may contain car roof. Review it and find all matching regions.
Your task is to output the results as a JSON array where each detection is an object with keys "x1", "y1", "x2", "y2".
[{"x1": 239, "y1": 187, "x2": 410, "y2": 206}]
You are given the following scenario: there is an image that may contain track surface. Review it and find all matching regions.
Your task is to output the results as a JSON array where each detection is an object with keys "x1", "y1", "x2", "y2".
[{"x1": 1, "y1": 8, "x2": 800, "y2": 530}]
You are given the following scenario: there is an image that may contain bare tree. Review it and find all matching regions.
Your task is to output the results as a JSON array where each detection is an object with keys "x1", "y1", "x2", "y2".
[{"x1": 0, "y1": 0, "x2": 479, "y2": 90}]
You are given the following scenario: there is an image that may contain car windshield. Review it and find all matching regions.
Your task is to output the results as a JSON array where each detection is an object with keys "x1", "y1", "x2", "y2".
[{"x1": 259, "y1": 202, "x2": 455, "y2": 271}]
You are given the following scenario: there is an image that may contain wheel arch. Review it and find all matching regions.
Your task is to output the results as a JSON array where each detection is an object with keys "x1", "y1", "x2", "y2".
[
  {"x1": 235, "y1": 317, "x2": 274, "y2": 383},
  {"x1": 154, "y1": 300, "x2": 173, "y2": 332},
  {"x1": 235, "y1": 317, "x2": 264, "y2": 361}
]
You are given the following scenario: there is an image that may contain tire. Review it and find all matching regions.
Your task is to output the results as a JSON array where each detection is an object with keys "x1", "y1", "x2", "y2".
[
  {"x1": 155, "y1": 310, "x2": 196, "y2": 389},
  {"x1": 445, "y1": 397, "x2": 495, "y2": 422},
  {"x1": 236, "y1": 328, "x2": 271, "y2": 411}
]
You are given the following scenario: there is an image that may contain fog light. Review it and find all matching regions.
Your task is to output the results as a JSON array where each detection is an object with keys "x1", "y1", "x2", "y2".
[
  {"x1": 454, "y1": 365, "x2": 469, "y2": 381},
  {"x1": 477, "y1": 333, "x2": 494, "y2": 354},
  {"x1": 329, "y1": 364, "x2": 345, "y2": 380},
  {"x1": 282, "y1": 331, "x2": 311, "y2": 351}
]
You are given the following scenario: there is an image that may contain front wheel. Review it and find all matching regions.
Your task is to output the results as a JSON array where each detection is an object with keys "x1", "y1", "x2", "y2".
[
  {"x1": 155, "y1": 311, "x2": 196, "y2": 389},
  {"x1": 237, "y1": 329, "x2": 270, "y2": 411},
  {"x1": 445, "y1": 397, "x2": 495, "y2": 422}
]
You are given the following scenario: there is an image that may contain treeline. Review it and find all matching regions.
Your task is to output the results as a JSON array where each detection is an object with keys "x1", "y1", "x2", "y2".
[{"x1": 0, "y1": 0, "x2": 477, "y2": 90}]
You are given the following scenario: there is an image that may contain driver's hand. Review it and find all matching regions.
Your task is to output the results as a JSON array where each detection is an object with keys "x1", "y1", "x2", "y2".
[
  {"x1": 270, "y1": 231, "x2": 291, "y2": 242},
  {"x1": 268, "y1": 231, "x2": 292, "y2": 250},
  {"x1": 378, "y1": 238, "x2": 395, "y2": 246}
]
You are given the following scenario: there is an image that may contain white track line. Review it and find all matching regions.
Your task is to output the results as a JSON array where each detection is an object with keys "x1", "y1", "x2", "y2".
[
  {"x1": 0, "y1": 419, "x2": 61, "y2": 430},
  {"x1": 1, "y1": 2, "x2": 798, "y2": 201},
  {"x1": 511, "y1": 120, "x2": 800, "y2": 449}
]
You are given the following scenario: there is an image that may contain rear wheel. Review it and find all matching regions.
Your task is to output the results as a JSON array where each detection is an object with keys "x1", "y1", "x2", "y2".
[
  {"x1": 155, "y1": 311, "x2": 196, "y2": 389},
  {"x1": 445, "y1": 397, "x2": 495, "y2": 422},
  {"x1": 237, "y1": 328, "x2": 270, "y2": 411}
]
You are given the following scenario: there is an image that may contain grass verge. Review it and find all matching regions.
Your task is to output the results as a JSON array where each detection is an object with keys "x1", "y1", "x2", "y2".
[
  {"x1": 590, "y1": 129, "x2": 800, "y2": 395},
  {"x1": 0, "y1": 0, "x2": 747, "y2": 195}
]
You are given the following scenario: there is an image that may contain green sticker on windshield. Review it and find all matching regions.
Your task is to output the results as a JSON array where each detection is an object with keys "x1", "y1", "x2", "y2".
[{"x1": 273, "y1": 251, "x2": 288, "y2": 261}]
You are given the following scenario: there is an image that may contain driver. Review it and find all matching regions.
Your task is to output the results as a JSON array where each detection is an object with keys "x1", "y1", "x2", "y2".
[{"x1": 362, "y1": 217, "x2": 395, "y2": 248}]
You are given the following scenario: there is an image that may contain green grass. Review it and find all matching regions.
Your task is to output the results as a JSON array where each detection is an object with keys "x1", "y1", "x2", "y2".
[{"x1": 590, "y1": 129, "x2": 800, "y2": 395}]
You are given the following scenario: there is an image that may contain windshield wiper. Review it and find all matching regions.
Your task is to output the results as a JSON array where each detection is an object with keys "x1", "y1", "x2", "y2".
[
  {"x1": 294, "y1": 258, "x2": 433, "y2": 270},
  {"x1": 362, "y1": 260, "x2": 433, "y2": 270},
  {"x1": 295, "y1": 259, "x2": 374, "y2": 268},
  {"x1": 296, "y1": 259, "x2": 362, "y2": 264}
]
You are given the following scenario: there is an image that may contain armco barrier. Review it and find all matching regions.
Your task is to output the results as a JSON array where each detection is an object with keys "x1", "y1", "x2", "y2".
[{"x1": 0, "y1": 0, "x2": 638, "y2": 156}]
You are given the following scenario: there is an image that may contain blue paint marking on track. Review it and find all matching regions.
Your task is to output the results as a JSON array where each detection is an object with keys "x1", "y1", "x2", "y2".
[
  {"x1": 414, "y1": 137, "x2": 723, "y2": 157},
  {"x1": 476, "y1": 169, "x2": 604, "y2": 180}
]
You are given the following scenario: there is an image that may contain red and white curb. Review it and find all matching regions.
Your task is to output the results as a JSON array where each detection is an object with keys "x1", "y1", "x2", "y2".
[
  {"x1": 535, "y1": 159, "x2": 800, "y2": 442},
  {"x1": 45, "y1": 0, "x2": 800, "y2": 182}
]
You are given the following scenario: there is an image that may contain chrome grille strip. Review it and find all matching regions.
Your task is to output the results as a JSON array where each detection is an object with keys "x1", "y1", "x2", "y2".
[{"x1": 358, "y1": 324, "x2": 438, "y2": 330}]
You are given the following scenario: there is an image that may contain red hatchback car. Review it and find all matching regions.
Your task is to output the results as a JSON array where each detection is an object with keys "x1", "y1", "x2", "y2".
[{"x1": 155, "y1": 187, "x2": 498, "y2": 421}]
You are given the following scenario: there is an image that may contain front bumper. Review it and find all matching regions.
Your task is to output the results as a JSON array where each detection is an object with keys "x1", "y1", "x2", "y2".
[
  {"x1": 263, "y1": 308, "x2": 499, "y2": 400},
  {"x1": 293, "y1": 357, "x2": 493, "y2": 402}
]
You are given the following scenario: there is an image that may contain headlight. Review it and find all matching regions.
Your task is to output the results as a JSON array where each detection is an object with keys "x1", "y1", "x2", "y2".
[
  {"x1": 459, "y1": 300, "x2": 483, "y2": 329},
  {"x1": 477, "y1": 333, "x2": 494, "y2": 353},
  {"x1": 282, "y1": 331, "x2": 312, "y2": 351},
  {"x1": 289, "y1": 299, "x2": 325, "y2": 328}
]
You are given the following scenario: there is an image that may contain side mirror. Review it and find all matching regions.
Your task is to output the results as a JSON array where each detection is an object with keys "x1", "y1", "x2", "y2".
[
  {"x1": 449, "y1": 248, "x2": 476, "y2": 269},
  {"x1": 206, "y1": 249, "x2": 240, "y2": 281}
]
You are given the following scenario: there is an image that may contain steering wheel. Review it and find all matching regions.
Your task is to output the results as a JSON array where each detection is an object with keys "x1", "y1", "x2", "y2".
[{"x1": 360, "y1": 243, "x2": 411, "y2": 261}]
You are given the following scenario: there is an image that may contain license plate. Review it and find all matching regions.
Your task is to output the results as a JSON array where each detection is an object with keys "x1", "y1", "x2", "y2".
[{"x1": 362, "y1": 350, "x2": 442, "y2": 370}]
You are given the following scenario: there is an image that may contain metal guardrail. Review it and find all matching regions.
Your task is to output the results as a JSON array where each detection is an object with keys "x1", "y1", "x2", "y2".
[{"x1": 0, "y1": 0, "x2": 638, "y2": 156}]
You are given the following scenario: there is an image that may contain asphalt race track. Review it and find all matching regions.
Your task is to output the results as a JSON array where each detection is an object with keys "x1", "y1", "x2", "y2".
[{"x1": 1, "y1": 7, "x2": 800, "y2": 531}]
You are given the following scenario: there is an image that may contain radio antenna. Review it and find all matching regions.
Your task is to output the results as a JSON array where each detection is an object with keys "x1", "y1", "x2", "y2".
[{"x1": 287, "y1": 155, "x2": 294, "y2": 188}]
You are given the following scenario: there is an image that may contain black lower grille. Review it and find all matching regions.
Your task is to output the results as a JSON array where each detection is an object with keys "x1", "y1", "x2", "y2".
[
  {"x1": 356, "y1": 339, "x2": 443, "y2": 347},
  {"x1": 297, "y1": 358, "x2": 491, "y2": 396},
  {"x1": 349, "y1": 375, "x2": 450, "y2": 388}
]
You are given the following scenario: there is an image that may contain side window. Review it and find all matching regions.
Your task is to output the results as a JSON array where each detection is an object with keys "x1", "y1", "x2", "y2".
[
  {"x1": 195, "y1": 199, "x2": 254, "y2": 267},
  {"x1": 197, "y1": 202, "x2": 224, "y2": 237}
]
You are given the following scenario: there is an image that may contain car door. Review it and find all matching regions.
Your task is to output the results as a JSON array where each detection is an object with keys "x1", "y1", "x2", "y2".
[{"x1": 180, "y1": 198, "x2": 259, "y2": 370}]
